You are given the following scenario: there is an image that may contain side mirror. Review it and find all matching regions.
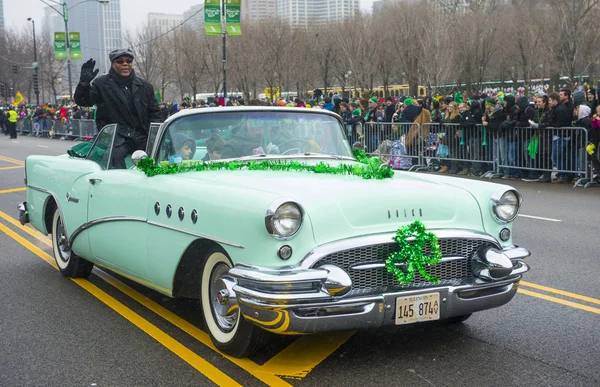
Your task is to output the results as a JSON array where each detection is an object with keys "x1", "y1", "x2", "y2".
[{"x1": 131, "y1": 150, "x2": 148, "y2": 166}]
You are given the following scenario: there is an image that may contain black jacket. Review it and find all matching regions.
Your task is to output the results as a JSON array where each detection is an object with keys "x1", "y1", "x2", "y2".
[
  {"x1": 552, "y1": 102, "x2": 572, "y2": 128},
  {"x1": 384, "y1": 104, "x2": 396, "y2": 123},
  {"x1": 74, "y1": 68, "x2": 161, "y2": 137},
  {"x1": 485, "y1": 105, "x2": 506, "y2": 134}
]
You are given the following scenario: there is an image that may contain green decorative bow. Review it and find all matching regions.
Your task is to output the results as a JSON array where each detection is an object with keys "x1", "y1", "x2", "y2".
[{"x1": 385, "y1": 221, "x2": 442, "y2": 284}]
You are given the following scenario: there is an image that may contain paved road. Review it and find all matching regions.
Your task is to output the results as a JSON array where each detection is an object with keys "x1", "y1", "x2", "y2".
[{"x1": 0, "y1": 135, "x2": 598, "y2": 386}]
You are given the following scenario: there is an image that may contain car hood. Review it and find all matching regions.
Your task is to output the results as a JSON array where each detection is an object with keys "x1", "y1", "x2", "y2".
[{"x1": 170, "y1": 169, "x2": 484, "y2": 245}]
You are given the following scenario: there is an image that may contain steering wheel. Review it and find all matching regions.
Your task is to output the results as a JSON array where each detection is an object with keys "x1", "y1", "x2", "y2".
[{"x1": 278, "y1": 139, "x2": 314, "y2": 155}]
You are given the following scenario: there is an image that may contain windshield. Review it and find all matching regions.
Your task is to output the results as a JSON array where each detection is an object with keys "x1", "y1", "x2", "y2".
[{"x1": 156, "y1": 110, "x2": 353, "y2": 163}]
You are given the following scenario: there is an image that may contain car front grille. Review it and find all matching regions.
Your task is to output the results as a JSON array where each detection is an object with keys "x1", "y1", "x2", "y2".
[{"x1": 313, "y1": 238, "x2": 496, "y2": 295}]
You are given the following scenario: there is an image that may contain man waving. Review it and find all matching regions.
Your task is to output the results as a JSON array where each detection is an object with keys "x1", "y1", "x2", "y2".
[{"x1": 74, "y1": 48, "x2": 161, "y2": 169}]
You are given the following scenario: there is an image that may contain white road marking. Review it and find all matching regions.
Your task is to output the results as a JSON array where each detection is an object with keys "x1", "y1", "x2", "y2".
[
  {"x1": 37, "y1": 145, "x2": 49, "y2": 148},
  {"x1": 11, "y1": 141, "x2": 19, "y2": 143},
  {"x1": 518, "y1": 214, "x2": 562, "y2": 222}
]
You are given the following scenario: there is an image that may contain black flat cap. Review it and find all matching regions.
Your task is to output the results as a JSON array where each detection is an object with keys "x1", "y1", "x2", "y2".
[{"x1": 109, "y1": 48, "x2": 135, "y2": 62}]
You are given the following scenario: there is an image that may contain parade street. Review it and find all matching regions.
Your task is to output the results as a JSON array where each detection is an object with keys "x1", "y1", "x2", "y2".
[{"x1": 0, "y1": 136, "x2": 598, "y2": 387}]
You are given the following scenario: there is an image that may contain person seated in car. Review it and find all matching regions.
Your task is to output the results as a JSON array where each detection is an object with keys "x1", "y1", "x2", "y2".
[
  {"x1": 221, "y1": 120, "x2": 267, "y2": 159},
  {"x1": 202, "y1": 133, "x2": 226, "y2": 161},
  {"x1": 172, "y1": 132, "x2": 197, "y2": 161}
]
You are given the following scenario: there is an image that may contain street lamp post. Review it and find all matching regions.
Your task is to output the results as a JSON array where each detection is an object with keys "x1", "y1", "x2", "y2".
[
  {"x1": 27, "y1": 18, "x2": 40, "y2": 106},
  {"x1": 40, "y1": 0, "x2": 109, "y2": 105}
]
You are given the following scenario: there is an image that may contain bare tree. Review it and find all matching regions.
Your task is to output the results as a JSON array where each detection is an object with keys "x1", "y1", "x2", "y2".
[{"x1": 545, "y1": 0, "x2": 600, "y2": 89}]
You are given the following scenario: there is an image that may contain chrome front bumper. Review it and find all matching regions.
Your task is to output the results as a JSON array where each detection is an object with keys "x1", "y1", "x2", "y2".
[
  {"x1": 18, "y1": 202, "x2": 29, "y2": 226},
  {"x1": 228, "y1": 246, "x2": 530, "y2": 334}
]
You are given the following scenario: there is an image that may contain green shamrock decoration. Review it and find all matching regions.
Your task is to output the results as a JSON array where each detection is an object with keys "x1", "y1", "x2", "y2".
[{"x1": 385, "y1": 221, "x2": 443, "y2": 284}]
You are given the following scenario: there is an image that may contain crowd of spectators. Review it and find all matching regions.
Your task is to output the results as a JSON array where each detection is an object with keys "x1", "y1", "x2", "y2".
[{"x1": 4, "y1": 87, "x2": 599, "y2": 185}]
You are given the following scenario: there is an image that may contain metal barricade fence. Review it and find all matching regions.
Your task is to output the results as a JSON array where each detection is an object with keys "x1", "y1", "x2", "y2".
[
  {"x1": 362, "y1": 122, "x2": 422, "y2": 170},
  {"x1": 494, "y1": 127, "x2": 589, "y2": 180},
  {"x1": 415, "y1": 123, "x2": 495, "y2": 175},
  {"x1": 16, "y1": 118, "x2": 98, "y2": 140}
]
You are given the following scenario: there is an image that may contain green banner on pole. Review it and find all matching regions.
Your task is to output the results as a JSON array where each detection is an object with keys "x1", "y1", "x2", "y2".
[
  {"x1": 54, "y1": 32, "x2": 67, "y2": 60},
  {"x1": 204, "y1": 0, "x2": 221, "y2": 36},
  {"x1": 69, "y1": 32, "x2": 82, "y2": 60},
  {"x1": 226, "y1": 0, "x2": 242, "y2": 36}
]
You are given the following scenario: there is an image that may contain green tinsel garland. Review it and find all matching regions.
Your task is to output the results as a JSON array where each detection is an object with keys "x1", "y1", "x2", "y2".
[
  {"x1": 136, "y1": 149, "x2": 394, "y2": 180},
  {"x1": 385, "y1": 221, "x2": 442, "y2": 284}
]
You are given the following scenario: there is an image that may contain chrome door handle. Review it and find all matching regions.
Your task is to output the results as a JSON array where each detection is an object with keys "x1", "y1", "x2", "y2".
[{"x1": 89, "y1": 178, "x2": 102, "y2": 185}]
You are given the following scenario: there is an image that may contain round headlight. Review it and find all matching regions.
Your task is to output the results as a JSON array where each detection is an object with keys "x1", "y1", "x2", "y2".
[
  {"x1": 266, "y1": 201, "x2": 303, "y2": 239},
  {"x1": 492, "y1": 190, "x2": 520, "y2": 222}
]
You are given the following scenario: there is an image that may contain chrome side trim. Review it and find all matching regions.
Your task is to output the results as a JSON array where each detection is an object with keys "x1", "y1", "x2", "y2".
[
  {"x1": 300, "y1": 230, "x2": 500, "y2": 269},
  {"x1": 350, "y1": 256, "x2": 465, "y2": 271},
  {"x1": 147, "y1": 220, "x2": 245, "y2": 249},
  {"x1": 69, "y1": 216, "x2": 147, "y2": 247},
  {"x1": 68, "y1": 217, "x2": 245, "y2": 250},
  {"x1": 27, "y1": 185, "x2": 65, "y2": 237}
]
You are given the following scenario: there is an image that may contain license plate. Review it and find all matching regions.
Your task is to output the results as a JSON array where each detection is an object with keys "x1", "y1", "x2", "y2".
[{"x1": 395, "y1": 292, "x2": 440, "y2": 325}]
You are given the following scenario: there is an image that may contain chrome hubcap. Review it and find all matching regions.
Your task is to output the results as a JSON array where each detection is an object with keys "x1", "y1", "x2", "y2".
[
  {"x1": 210, "y1": 263, "x2": 238, "y2": 332},
  {"x1": 57, "y1": 219, "x2": 71, "y2": 263}
]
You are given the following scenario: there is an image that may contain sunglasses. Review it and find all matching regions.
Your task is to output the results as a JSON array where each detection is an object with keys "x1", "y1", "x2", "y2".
[{"x1": 114, "y1": 59, "x2": 133, "y2": 65}]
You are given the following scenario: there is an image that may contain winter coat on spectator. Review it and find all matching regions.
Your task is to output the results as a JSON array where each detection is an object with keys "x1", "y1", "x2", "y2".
[
  {"x1": 590, "y1": 114, "x2": 600, "y2": 145},
  {"x1": 574, "y1": 105, "x2": 591, "y2": 145},
  {"x1": 402, "y1": 104, "x2": 422, "y2": 123},
  {"x1": 586, "y1": 88, "x2": 598, "y2": 112},
  {"x1": 484, "y1": 105, "x2": 506, "y2": 135},
  {"x1": 552, "y1": 102, "x2": 572, "y2": 129},
  {"x1": 499, "y1": 95, "x2": 519, "y2": 140},
  {"x1": 470, "y1": 101, "x2": 483, "y2": 124},
  {"x1": 384, "y1": 103, "x2": 396, "y2": 123},
  {"x1": 406, "y1": 108, "x2": 431, "y2": 147}
]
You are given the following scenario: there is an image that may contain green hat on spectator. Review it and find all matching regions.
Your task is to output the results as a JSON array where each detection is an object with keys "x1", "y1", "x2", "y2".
[
  {"x1": 403, "y1": 97, "x2": 413, "y2": 106},
  {"x1": 454, "y1": 94, "x2": 464, "y2": 104},
  {"x1": 369, "y1": 97, "x2": 378, "y2": 104},
  {"x1": 352, "y1": 109, "x2": 361, "y2": 117}
]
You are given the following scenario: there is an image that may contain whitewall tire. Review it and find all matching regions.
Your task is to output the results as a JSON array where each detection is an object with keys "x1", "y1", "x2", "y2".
[
  {"x1": 51, "y1": 209, "x2": 93, "y2": 278},
  {"x1": 200, "y1": 247, "x2": 265, "y2": 357}
]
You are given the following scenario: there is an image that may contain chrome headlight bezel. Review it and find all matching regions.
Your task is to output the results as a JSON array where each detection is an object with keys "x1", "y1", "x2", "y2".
[
  {"x1": 491, "y1": 189, "x2": 522, "y2": 223},
  {"x1": 265, "y1": 199, "x2": 303, "y2": 240}
]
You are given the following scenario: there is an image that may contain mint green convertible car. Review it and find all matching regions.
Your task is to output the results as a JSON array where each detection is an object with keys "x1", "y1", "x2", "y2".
[{"x1": 19, "y1": 107, "x2": 530, "y2": 357}]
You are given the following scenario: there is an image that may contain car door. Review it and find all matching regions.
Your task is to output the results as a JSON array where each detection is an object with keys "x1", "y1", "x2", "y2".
[{"x1": 85, "y1": 124, "x2": 151, "y2": 280}]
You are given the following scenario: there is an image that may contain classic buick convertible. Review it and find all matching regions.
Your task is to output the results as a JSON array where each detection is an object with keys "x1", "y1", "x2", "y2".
[{"x1": 19, "y1": 107, "x2": 530, "y2": 357}]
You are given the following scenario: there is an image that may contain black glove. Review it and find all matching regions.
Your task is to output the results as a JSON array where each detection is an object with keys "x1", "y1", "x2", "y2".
[{"x1": 79, "y1": 59, "x2": 99, "y2": 85}]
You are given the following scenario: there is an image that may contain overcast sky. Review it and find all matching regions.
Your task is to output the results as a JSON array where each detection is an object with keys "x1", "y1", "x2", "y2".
[{"x1": 6, "y1": 0, "x2": 376, "y2": 33}]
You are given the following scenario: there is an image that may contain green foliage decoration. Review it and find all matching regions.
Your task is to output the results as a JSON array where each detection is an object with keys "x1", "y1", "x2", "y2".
[{"x1": 136, "y1": 149, "x2": 394, "y2": 180}]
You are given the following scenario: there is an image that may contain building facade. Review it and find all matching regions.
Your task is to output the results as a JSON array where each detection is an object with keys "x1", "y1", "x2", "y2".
[
  {"x1": 241, "y1": 0, "x2": 278, "y2": 22},
  {"x1": 183, "y1": 4, "x2": 204, "y2": 35},
  {"x1": 276, "y1": 0, "x2": 360, "y2": 27},
  {"x1": 148, "y1": 13, "x2": 184, "y2": 35},
  {"x1": 42, "y1": 0, "x2": 122, "y2": 97},
  {"x1": 0, "y1": 0, "x2": 4, "y2": 30}
]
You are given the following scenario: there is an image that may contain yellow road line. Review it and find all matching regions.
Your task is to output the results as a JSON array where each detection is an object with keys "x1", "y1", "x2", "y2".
[
  {"x1": 0, "y1": 155, "x2": 25, "y2": 165},
  {"x1": 520, "y1": 281, "x2": 600, "y2": 306},
  {"x1": 258, "y1": 331, "x2": 356, "y2": 378},
  {"x1": 0, "y1": 187, "x2": 26, "y2": 195},
  {"x1": 0, "y1": 212, "x2": 291, "y2": 385},
  {"x1": 0, "y1": 166, "x2": 24, "y2": 171},
  {"x1": 518, "y1": 288, "x2": 600, "y2": 315},
  {"x1": 0, "y1": 222, "x2": 242, "y2": 387},
  {"x1": 94, "y1": 270, "x2": 292, "y2": 387},
  {"x1": 0, "y1": 211, "x2": 52, "y2": 248}
]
